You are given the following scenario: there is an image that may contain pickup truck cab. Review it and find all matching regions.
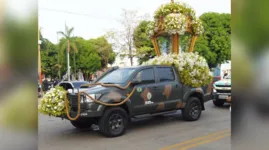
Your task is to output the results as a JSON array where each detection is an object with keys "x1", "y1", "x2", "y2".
[{"x1": 64, "y1": 65, "x2": 211, "y2": 137}]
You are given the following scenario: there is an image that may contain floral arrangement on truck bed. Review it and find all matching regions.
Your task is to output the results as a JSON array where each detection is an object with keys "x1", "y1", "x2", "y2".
[
  {"x1": 142, "y1": 52, "x2": 212, "y2": 87},
  {"x1": 145, "y1": 1, "x2": 204, "y2": 38},
  {"x1": 164, "y1": 13, "x2": 187, "y2": 35},
  {"x1": 38, "y1": 86, "x2": 69, "y2": 117}
]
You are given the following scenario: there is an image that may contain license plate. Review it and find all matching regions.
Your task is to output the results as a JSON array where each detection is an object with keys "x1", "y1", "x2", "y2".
[{"x1": 219, "y1": 95, "x2": 228, "y2": 99}]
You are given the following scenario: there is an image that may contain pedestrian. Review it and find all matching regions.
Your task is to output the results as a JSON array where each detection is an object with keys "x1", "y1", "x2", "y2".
[
  {"x1": 53, "y1": 77, "x2": 59, "y2": 87},
  {"x1": 223, "y1": 70, "x2": 228, "y2": 79},
  {"x1": 78, "y1": 69, "x2": 84, "y2": 81},
  {"x1": 43, "y1": 77, "x2": 49, "y2": 93}
]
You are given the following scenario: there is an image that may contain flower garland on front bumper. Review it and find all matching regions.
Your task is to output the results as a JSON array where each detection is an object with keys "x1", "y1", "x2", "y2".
[{"x1": 38, "y1": 86, "x2": 69, "y2": 117}]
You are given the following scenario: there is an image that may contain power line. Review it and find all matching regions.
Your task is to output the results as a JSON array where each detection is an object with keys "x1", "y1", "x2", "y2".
[{"x1": 39, "y1": 7, "x2": 118, "y2": 21}]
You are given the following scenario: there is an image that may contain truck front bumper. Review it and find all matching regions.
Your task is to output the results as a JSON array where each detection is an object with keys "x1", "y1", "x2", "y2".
[
  {"x1": 213, "y1": 92, "x2": 231, "y2": 103},
  {"x1": 59, "y1": 103, "x2": 106, "y2": 120}
]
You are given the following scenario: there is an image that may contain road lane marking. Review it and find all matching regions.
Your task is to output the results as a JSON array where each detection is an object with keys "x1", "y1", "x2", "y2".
[
  {"x1": 177, "y1": 133, "x2": 231, "y2": 150},
  {"x1": 160, "y1": 129, "x2": 230, "y2": 150}
]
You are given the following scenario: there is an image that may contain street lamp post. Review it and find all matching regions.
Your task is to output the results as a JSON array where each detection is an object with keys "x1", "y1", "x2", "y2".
[
  {"x1": 57, "y1": 32, "x2": 61, "y2": 79},
  {"x1": 67, "y1": 40, "x2": 71, "y2": 81}
]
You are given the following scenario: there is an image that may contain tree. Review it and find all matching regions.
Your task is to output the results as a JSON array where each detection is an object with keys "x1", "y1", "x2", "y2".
[
  {"x1": 194, "y1": 12, "x2": 231, "y2": 68},
  {"x1": 75, "y1": 37, "x2": 102, "y2": 80},
  {"x1": 133, "y1": 20, "x2": 155, "y2": 64},
  {"x1": 106, "y1": 9, "x2": 141, "y2": 66},
  {"x1": 58, "y1": 24, "x2": 78, "y2": 80},
  {"x1": 89, "y1": 36, "x2": 116, "y2": 68},
  {"x1": 40, "y1": 36, "x2": 58, "y2": 78}
]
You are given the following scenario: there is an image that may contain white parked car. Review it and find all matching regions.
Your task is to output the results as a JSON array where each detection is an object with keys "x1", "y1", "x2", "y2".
[{"x1": 57, "y1": 81, "x2": 90, "y2": 93}]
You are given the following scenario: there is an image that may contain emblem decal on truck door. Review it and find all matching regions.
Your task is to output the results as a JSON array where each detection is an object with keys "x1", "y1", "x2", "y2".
[
  {"x1": 137, "y1": 87, "x2": 142, "y2": 93},
  {"x1": 147, "y1": 92, "x2": 152, "y2": 100},
  {"x1": 145, "y1": 92, "x2": 153, "y2": 105},
  {"x1": 140, "y1": 88, "x2": 154, "y2": 105}
]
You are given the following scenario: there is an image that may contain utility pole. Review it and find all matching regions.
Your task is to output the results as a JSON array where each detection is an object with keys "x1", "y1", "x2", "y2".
[
  {"x1": 64, "y1": 22, "x2": 71, "y2": 81},
  {"x1": 57, "y1": 33, "x2": 61, "y2": 79},
  {"x1": 67, "y1": 40, "x2": 71, "y2": 81}
]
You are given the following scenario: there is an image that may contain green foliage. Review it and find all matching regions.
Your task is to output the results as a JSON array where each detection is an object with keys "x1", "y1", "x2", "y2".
[
  {"x1": 38, "y1": 86, "x2": 69, "y2": 117},
  {"x1": 89, "y1": 36, "x2": 116, "y2": 68},
  {"x1": 194, "y1": 12, "x2": 231, "y2": 68},
  {"x1": 133, "y1": 21, "x2": 155, "y2": 64},
  {"x1": 41, "y1": 35, "x2": 111, "y2": 79},
  {"x1": 40, "y1": 37, "x2": 59, "y2": 78},
  {"x1": 75, "y1": 37, "x2": 101, "y2": 74}
]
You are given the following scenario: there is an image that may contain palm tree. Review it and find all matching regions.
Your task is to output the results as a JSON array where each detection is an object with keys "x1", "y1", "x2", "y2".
[{"x1": 58, "y1": 24, "x2": 78, "y2": 81}]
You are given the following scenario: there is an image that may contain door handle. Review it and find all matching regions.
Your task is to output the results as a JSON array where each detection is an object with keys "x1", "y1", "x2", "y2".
[{"x1": 153, "y1": 86, "x2": 158, "y2": 90}]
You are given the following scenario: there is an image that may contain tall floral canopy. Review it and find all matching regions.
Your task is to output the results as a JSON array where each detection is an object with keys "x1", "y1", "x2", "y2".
[
  {"x1": 146, "y1": 1, "x2": 204, "y2": 55},
  {"x1": 143, "y1": 1, "x2": 212, "y2": 88}
]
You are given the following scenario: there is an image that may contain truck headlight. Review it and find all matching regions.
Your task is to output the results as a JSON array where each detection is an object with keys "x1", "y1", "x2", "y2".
[
  {"x1": 82, "y1": 94, "x2": 102, "y2": 103},
  {"x1": 85, "y1": 94, "x2": 95, "y2": 103},
  {"x1": 213, "y1": 89, "x2": 216, "y2": 92}
]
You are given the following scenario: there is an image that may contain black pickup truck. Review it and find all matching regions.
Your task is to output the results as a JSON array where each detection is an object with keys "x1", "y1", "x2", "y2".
[{"x1": 64, "y1": 65, "x2": 212, "y2": 137}]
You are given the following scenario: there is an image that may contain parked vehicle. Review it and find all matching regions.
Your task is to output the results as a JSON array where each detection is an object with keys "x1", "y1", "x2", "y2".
[
  {"x1": 211, "y1": 61, "x2": 231, "y2": 83},
  {"x1": 57, "y1": 81, "x2": 90, "y2": 92},
  {"x1": 212, "y1": 75, "x2": 231, "y2": 107},
  {"x1": 60, "y1": 65, "x2": 212, "y2": 137}
]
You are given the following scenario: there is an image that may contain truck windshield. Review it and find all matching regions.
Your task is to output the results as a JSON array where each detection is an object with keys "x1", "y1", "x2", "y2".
[{"x1": 98, "y1": 68, "x2": 136, "y2": 84}]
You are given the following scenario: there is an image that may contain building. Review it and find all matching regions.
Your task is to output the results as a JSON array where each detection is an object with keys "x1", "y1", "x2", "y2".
[{"x1": 111, "y1": 52, "x2": 139, "y2": 67}]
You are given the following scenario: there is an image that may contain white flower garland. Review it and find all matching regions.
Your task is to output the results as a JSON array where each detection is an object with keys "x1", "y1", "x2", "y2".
[
  {"x1": 38, "y1": 86, "x2": 68, "y2": 117},
  {"x1": 151, "y1": 1, "x2": 204, "y2": 36},
  {"x1": 164, "y1": 13, "x2": 187, "y2": 35},
  {"x1": 192, "y1": 19, "x2": 204, "y2": 35},
  {"x1": 154, "y1": 1, "x2": 197, "y2": 19},
  {"x1": 142, "y1": 52, "x2": 212, "y2": 87},
  {"x1": 146, "y1": 21, "x2": 156, "y2": 38}
]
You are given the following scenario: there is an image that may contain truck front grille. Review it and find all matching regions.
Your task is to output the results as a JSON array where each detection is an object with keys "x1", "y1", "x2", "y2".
[
  {"x1": 67, "y1": 94, "x2": 86, "y2": 111},
  {"x1": 216, "y1": 89, "x2": 231, "y2": 93},
  {"x1": 215, "y1": 85, "x2": 231, "y2": 87}
]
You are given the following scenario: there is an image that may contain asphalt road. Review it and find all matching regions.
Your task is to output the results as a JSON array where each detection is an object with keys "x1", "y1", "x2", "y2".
[{"x1": 38, "y1": 101, "x2": 230, "y2": 150}]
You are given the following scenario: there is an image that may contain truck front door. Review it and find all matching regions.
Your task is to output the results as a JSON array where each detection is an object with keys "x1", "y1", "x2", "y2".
[
  {"x1": 154, "y1": 66, "x2": 183, "y2": 111},
  {"x1": 130, "y1": 68, "x2": 158, "y2": 115}
]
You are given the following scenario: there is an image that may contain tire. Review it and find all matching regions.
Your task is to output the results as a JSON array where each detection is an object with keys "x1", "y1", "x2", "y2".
[
  {"x1": 213, "y1": 99, "x2": 225, "y2": 107},
  {"x1": 98, "y1": 107, "x2": 128, "y2": 137},
  {"x1": 70, "y1": 120, "x2": 94, "y2": 129},
  {"x1": 182, "y1": 97, "x2": 202, "y2": 121}
]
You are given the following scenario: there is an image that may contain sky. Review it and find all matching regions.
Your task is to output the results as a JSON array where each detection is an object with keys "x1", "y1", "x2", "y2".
[{"x1": 38, "y1": 0, "x2": 231, "y2": 44}]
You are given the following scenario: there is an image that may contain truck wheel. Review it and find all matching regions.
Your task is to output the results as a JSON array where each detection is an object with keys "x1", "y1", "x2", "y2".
[
  {"x1": 182, "y1": 97, "x2": 202, "y2": 121},
  {"x1": 70, "y1": 120, "x2": 93, "y2": 129},
  {"x1": 98, "y1": 107, "x2": 128, "y2": 137},
  {"x1": 213, "y1": 99, "x2": 225, "y2": 107}
]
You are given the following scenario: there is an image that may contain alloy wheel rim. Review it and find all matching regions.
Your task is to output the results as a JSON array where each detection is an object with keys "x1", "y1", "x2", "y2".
[
  {"x1": 189, "y1": 102, "x2": 200, "y2": 118},
  {"x1": 108, "y1": 113, "x2": 124, "y2": 134}
]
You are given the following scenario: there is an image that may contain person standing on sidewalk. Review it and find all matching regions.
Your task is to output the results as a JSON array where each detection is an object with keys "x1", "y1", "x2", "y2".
[{"x1": 43, "y1": 78, "x2": 49, "y2": 93}]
